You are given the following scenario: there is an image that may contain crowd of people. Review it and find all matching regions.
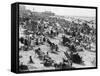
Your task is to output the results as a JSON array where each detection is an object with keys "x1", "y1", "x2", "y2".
[{"x1": 19, "y1": 6, "x2": 96, "y2": 71}]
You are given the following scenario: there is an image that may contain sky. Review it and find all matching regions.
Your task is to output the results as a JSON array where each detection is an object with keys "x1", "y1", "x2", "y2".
[{"x1": 23, "y1": 5, "x2": 96, "y2": 17}]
